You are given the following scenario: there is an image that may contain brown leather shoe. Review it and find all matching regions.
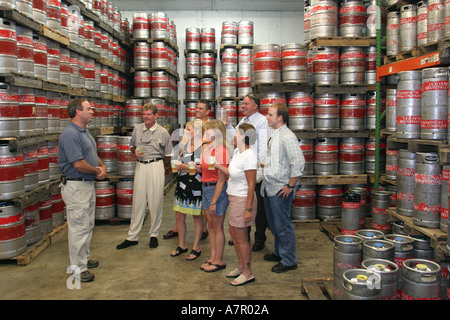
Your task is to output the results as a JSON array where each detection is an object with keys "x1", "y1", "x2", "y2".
[
  {"x1": 252, "y1": 242, "x2": 265, "y2": 252},
  {"x1": 163, "y1": 230, "x2": 178, "y2": 239}
]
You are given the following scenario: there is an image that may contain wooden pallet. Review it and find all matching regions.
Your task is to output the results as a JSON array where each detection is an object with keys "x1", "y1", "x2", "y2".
[
  {"x1": 308, "y1": 36, "x2": 376, "y2": 49},
  {"x1": 5, "y1": 222, "x2": 67, "y2": 266},
  {"x1": 299, "y1": 174, "x2": 368, "y2": 186},
  {"x1": 301, "y1": 278, "x2": 334, "y2": 300},
  {"x1": 388, "y1": 208, "x2": 447, "y2": 249}
]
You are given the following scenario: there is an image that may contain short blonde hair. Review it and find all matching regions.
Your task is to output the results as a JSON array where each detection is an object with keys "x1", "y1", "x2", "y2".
[{"x1": 142, "y1": 102, "x2": 158, "y2": 114}]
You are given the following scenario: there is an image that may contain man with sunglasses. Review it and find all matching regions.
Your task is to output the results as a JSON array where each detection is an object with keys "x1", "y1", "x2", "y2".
[{"x1": 116, "y1": 103, "x2": 172, "y2": 250}]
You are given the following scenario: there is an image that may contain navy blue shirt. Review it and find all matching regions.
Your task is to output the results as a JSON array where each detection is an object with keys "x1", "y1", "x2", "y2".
[{"x1": 58, "y1": 122, "x2": 99, "y2": 180}]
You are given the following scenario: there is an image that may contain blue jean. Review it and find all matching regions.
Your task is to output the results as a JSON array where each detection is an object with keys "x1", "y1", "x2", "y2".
[
  {"x1": 263, "y1": 189, "x2": 297, "y2": 266},
  {"x1": 202, "y1": 183, "x2": 229, "y2": 216}
]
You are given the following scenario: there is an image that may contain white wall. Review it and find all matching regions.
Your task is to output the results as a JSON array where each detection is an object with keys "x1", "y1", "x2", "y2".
[{"x1": 122, "y1": 10, "x2": 304, "y2": 124}]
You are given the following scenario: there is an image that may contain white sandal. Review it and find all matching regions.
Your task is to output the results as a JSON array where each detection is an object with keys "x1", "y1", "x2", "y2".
[
  {"x1": 230, "y1": 274, "x2": 255, "y2": 286},
  {"x1": 226, "y1": 267, "x2": 241, "y2": 278}
]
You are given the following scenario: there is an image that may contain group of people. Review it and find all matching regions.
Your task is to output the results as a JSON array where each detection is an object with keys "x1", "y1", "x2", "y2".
[{"x1": 58, "y1": 94, "x2": 305, "y2": 285}]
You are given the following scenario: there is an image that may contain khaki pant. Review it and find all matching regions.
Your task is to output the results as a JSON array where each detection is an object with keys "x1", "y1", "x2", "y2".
[
  {"x1": 61, "y1": 180, "x2": 96, "y2": 272},
  {"x1": 127, "y1": 160, "x2": 165, "y2": 241}
]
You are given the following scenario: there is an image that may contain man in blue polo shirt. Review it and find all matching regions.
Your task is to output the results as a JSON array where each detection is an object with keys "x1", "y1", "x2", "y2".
[{"x1": 58, "y1": 98, "x2": 107, "y2": 283}]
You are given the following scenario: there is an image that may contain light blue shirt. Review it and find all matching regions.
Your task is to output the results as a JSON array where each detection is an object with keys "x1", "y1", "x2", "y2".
[{"x1": 261, "y1": 124, "x2": 305, "y2": 197}]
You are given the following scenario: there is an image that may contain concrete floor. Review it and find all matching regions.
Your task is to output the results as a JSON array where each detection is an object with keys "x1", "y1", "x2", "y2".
[{"x1": 0, "y1": 184, "x2": 334, "y2": 301}]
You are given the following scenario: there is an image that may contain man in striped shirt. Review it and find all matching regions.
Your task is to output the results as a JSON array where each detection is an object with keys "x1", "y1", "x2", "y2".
[{"x1": 261, "y1": 103, "x2": 305, "y2": 273}]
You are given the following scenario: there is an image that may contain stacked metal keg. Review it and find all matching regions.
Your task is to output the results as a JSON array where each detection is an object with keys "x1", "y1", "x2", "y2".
[
  {"x1": 332, "y1": 226, "x2": 447, "y2": 299},
  {"x1": 131, "y1": 12, "x2": 179, "y2": 127},
  {"x1": 184, "y1": 25, "x2": 216, "y2": 122}
]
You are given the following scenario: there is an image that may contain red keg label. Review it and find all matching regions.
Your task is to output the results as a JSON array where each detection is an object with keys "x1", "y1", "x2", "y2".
[
  {"x1": 0, "y1": 104, "x2": 19, "y2": 117},
  {"x1": 318, "y1": 188, "x2": 341, "y2": 196},
  {"x1": 254, "y1": 60, "x2": 280, "y2": 71},
  {"x1": 314, "y1": 98, "x2": 339, "y2": 105},
  {"x1": 396, "y1": 192, "x2": 414, "y2": 201},
  {"x1": 386, "y1": 164, "x2": 397, "y2": 172},
  {"x1": 17, "y1": 46, "x2": 34, "y2": 60},
  {"x1": 293, "y1": 197, "x2": 315, "y2": 207},
  {"x1": 422, "y1": 80, "x2": 448, "y2": 91},
  {"x1": 401, "y1": 292, "x2": 441, "y2": 300},
  {"x1": 282, "y1": 50, "x2": 307, "y2": 58},
  {"x1": 397, "y1": 90, "x2": 421, "y2": 99},
  {"x1": 428, "y1": 3, "x2": 444, "y2": 11},
  {"x1": 51, "y1": 201, "x2": 65, "y2": 213},
  {"x1": 98, "y1": 151, "x2": 117, "y2": 159},
  {"x1": 371, "y1": 221, "x2": 390, "y2": 230},
  {"x1": 414, "y1": 202, "x2": 441, "y2": 213},
  {"x1": 318, "y1": 196, "x2": 342, "y2": 207},
  {"x1": 0, "y1": 155, "x2": 23, "y2": 165},
  {"x1": 400, "y1": 17, "x2": 417, "y2": 24},
  {"x1": 387, "y1": 23, "x2": 399, "y2": 30},
  {"x1": 311, "y1": 5, "x2": 338, "y2": 13},
  {"x1": 315, "y1": 145, "x2": 338, "y2": 152},
  {"x1": 415, "y1": 173, "x2": 442, "y2": 185},
  {"x1": 421, "y1": 119, "x2": 448, "y2": 129},
  {"x1": 117, "y1": 153, "x2": 137, "y2": 162},
  {"x1": 387, "y1": 149, "x2": 399, "y2": 156},
  {"x1": 117, "y1": 197, "x2": 133, "y2": 206},
  {"x1": 340, "y1": 108, "x2": 366, "y2": 118},
  {"x1": 0, "y1": 221, "x2": 26, "y2": 241},
  {"x1": 339, "y1": 143, "x2": 364, "y2": 151},
  {"x1": 372, "y1": 207, "x2": 388, "y2": 215},
  {"x1": 96, "y1": 187, "x2": 115, "y2": 195},
  {"x1": 340, "y1": 153, "x2": 364, "y2": 162},
  {"x1": 396, "y1": 115, "x2": 421, "y2": 125},
  {"x1": 95, "y1": 196, "x2": 115, "y2": 207},
  {"x1": 343, "y1": 202, "x2": 360, "y2": 209},
  {"x1": 340, "y1": 99, "x2": 365, "y2": 106},
  {"x1": 341, "y1": 229, "x2": 358, "y2": 235},
  {"x1": 314, "y1": 106, "x2": 339, "y2": 116},
  {"x1": 253, "y1": 50, "x2": 281, "y2": 59}
]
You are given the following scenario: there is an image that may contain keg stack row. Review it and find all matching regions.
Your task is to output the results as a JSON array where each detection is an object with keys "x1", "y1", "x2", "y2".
[
  {"x1": 93, "y1": 135, "x2": 135, "y2": 221},
  {"x1": 217, "y1": 21, "x2": 254, "y2": 127},
  {"x1": 131, "y1": 12, "x2": 179, "y2": 107},
  {"x1": 385, "y1": 149, "x2": 449, "y2": 232},
  {"x1": 304, "y1": 0, "x2": 383, "y2": 43},
  {"x1": 0, "y1": 142, "x2": 65, "y2": 259},
  {"x1": 384, "y1": 67, "x2": 449, "y2": 140},
  {"x1": 386, "y1": 0, "x2": 450, "y2": 57},
  {"x1": 184, "y1": 26, "x2": 218, "y2": 105},
  {"x1": 333, "y1": 233, "x2": 449, "y2": 300}
]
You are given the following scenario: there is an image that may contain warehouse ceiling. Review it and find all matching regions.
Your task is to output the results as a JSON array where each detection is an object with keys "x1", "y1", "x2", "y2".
[{"x1": 114, "y1": 0, "x2": 303, "y2": 12}]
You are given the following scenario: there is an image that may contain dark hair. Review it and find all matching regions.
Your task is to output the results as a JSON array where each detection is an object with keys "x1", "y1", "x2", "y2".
[
  {"x1": 238, "y1": 122, "x2": 256, "y2": 146},
  {"x1": 271, "y1": 103, "x2": 289, "y2": 124},
  {"x1": 245, "y1": 93, "x2": 260, "y2": 108},
  {"x1": 197, "y1": 99, "x2": 211, "y2": 110},
  {"x1": 67, "y1": 98, "x2": 87, "y2": 118}
]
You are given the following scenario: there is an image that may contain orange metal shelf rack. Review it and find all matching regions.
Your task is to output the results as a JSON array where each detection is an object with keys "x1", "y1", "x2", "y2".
[{"x1": 376, "y1": 51, "x2": 441, "y2": 81}]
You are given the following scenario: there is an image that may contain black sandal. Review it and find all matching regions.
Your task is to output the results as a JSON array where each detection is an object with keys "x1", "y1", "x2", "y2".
[
  {"x1": 170, "y1": 246, "x2": 188, "y2": 257},
  {"x1": 186, "y1": 249, "x2": 201, "y2": 261}
]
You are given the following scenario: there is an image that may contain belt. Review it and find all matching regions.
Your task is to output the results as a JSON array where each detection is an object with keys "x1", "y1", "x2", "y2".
[
  {"x1": 137, "y1": 158, "x2": 163, "y2": 164},
  {"x1": 202, "y1": 181, "x2": 217, "y2": 186},
  {"x1": 66, "y1": 178, "x2": 93, "y2": 182}
]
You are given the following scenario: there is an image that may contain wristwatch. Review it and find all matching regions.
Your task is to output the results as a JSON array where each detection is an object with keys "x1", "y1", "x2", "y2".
[
  {"x1": 246, "y1": 208, "x2": 253, "y2": 212},
  {"x1": 286, "y1": 184, "x2": 295, "y2": 189}
]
